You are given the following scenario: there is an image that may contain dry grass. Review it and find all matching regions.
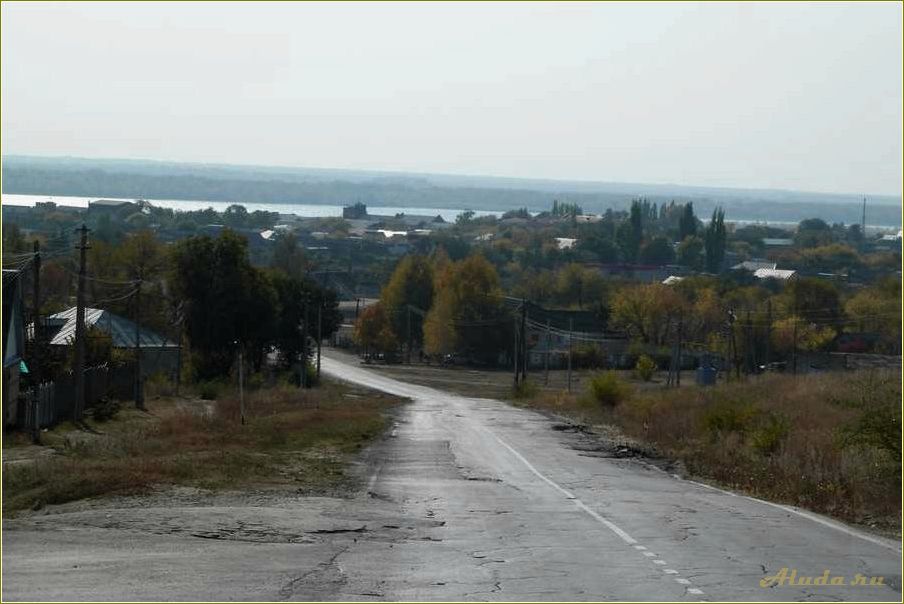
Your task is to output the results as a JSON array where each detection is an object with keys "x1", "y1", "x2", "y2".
[
  {"x1": 517, "y1": 370, "x2": 901, "y2": 533},
  {"x1": 2, "y1": 381, "x2": 404, "y2": 516}
]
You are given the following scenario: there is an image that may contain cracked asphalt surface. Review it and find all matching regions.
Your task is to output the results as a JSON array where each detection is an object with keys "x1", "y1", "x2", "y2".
[{"x1": 3, "y1": 351, "x2": 901, "y2": 601}]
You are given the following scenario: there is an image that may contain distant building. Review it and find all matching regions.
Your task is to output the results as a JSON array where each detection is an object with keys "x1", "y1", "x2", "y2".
[
  {"x1": 753, "y1": 268, "x2": 797, "y2": 281},
  {"x1": 89, "y1": 199, "x2": 138, "y2": 213},
  {"x1": 555, "y1": 237, "x2": 578, "y2": 250},
  {"x1": 342, "y1": 203, "x2": 368, "y2": 220},
  {"x1": 731, "y1": 260, "x2": 777, "y2": 272},
  {"x1": 762, "y1": 238, "x2": 794, "y2": 248}
]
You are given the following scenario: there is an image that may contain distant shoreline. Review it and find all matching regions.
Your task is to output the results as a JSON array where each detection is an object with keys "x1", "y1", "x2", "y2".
[{"x1": 3, "y1": 193, "x2": 899, "y2": 232}]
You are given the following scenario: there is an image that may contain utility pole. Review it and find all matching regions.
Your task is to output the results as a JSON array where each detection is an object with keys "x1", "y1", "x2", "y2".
[
  {"x1": 406, "y1": 304, "x2": 412, "y2": 365},
  {"x1": 301, "y1": 294, "x2": 309, "y2": 388},
  {"x1": 745, "y1": 309, "x2": 753, "y2": 375},
  {"x1": 567, "y1": 317, "x2": 573, "y2": 393},
  {"x1": 520, "y1": 299, "x2": 528, "y2": 383},
  {"x1": 544, "y1": 318, "x2": 550, "y2": 386},
  {"x1": 73, "y1": 224, "x2": 90, "y2": 422},
  {"x1": 31, "y1": 240, "x2": 41, "y2": 443},
  {"x1": 792, "y1": 318, "x2": 798, "y2": 375},
  {"x1": 676, "y1": 317, "x2": 683, "y2": 387},
  {"x1": 134, "y1": 279, "x2": 144, "y2": 409},
  {"x1": 513, "y1": 314, "x2": 520, "y2": 387},
  {"x1": 764, "y1": 300, "x2": 772, "y2": 369},
  {"x1": 238, "y1": 343, "x2": 245, "y2": 425},
  {"x1": 316, "y1": 301, "x2": 323, "y2": 378}
]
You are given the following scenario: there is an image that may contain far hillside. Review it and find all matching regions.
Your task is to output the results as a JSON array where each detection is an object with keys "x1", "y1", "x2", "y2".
[{"x1": 3, "y1": 155, "x2": 901, "y2": 227}]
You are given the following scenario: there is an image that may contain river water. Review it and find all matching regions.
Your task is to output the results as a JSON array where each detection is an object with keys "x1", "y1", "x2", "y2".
[{"x1": 0, "y1": 194, "x2": 501, "y2": 222}]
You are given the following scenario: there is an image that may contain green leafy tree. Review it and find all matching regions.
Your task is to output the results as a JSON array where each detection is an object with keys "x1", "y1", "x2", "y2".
[
  {"x1": 704, "y1": 207, "x2": 727, "y2": 273},
  {"x1": 616, "y1": 202, "x2": 643, "y2": 263},
  {"x1": 170, "y1": 230, "x2": 276, "y2": 379},
  {"x1": 639, "y1": 235, "x2": 675, "y2": 265},
  {"x1": 676, "y1": 235, "x2": 704, "y2": 269},
  {"x1": 678, "y1": 202, "x2": 697, "y2": 241}
]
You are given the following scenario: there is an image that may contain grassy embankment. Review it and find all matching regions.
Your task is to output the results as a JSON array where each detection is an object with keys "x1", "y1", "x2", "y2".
[
  {"x1": 514, "y1": 369, "x2": 901, "y2": 533},
  {"x1": 2, "y1": 381, "x2": 405, "y2": 516}
]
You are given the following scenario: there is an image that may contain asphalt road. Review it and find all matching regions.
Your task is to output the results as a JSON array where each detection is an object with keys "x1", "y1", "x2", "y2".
[{"x1": 3, "y1": 352, "x2": 901, "y2": 601}]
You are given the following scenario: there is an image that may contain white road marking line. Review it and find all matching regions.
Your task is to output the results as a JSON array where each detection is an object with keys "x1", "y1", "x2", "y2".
[
  {"x1": 663, "y1": 569, "x2": 679, "y2": 574},
  {"x1": 675, "y1": 578, "x2": 691, "y2": 585},
  {"x1": 682, "y1": 478, "x2": 900, "y2": 552},
  {"x1": 491, "y1": 433, "x2": 637, "y2": 545},
  {"x1": 688, "y1": 588, "x2": 704, "y2": 595},
  {"x1": 653, "y1": 559, "x2": 667, "y2": 565},
  {"x1": 633, "y1": 545, "x2": 647, "y2": 550},
  {"x1": 643, "y1": 551, "x2": 656, "y2": 557}
]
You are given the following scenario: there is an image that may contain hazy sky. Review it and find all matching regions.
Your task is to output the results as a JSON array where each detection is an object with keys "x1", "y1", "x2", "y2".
[{"x1": 2, "y1": 1, "x2": 902, "y2": 195}]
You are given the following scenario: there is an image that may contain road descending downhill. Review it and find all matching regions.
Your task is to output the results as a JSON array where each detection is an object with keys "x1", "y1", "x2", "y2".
[
  {"x1": 2, "y1": 352, "x2": 900, "y2": 602},
  {"x1": 316, "y1": 354, "x2": 901, "y2": 602}
]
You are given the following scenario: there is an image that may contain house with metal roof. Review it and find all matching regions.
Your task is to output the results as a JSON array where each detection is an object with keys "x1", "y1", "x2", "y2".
[
  {"x1": 45, "y1": 307, "x2": 179, "y2": 378},
  {"x1": 753, "y1": 268, "x2": 797, "y2": 281},
  {"x1": 731, "y1": 260, "x2": 777, "y2": 272}
]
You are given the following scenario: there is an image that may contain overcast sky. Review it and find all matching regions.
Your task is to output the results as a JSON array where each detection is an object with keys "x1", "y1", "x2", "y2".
[{"x1": 2, "y1": 1, "x2": 901, "y2": 195}]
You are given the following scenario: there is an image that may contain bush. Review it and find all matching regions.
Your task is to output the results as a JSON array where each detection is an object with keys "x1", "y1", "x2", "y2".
[
  {"x1": 91, "y1": 398, "x2": 121, "y2": 423},
  {"x1": 588, "y1": 372, "x2": 631, "y2": 407},
  {"x1": 750, "y1": 413, "x2": 790, "y2": 456},
  {"x1": 198, "y1": 382, "x2": 220, "y2": 400},
  {"x1": 511, "y1": 379, "x2": 539, "y2": 400},
  {"x1": 634, "y1": 355, "x2": 656, "y2": 381},
  {"x1": 702, "y1": 400, "x2": 758, "y2": 440}
]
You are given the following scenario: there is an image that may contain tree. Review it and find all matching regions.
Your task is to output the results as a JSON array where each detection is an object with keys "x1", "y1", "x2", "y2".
[
  {"x1": 555, "y1": 263, "x2": 607, "y2": 309},
  {"x1": 223, "y1": 204, "x2": 249, "y2": 228},
  {"x1": 355, "y1": 303, "x2": 398, "y2": 356},
  {"x1": 423, "y1": 254, "x2": 509, "y2": 363},
  {"x1": 625, "y1": 200, "x2": 644, "y2": 262},
  {"x1": 609, "y1": 283, "x2": 686, "y2": 345},
  {"x1": 704, "y1": 207, "x2": 726, "y2": 273},
  {"x1": 270, "y1": 232, "x2": 307, "y2": 279},
  {"x1": 639, "y1": 235, "x2": 675, "y2": 265},
  {"x1": 678, "y1": 202, "x2": 697, "y2": 241},
  {"x1": 578, "y1": 232, "x2": 620, "y2": 263},
  {"x1": 778, "y1": 277, "x2": 842, "y2": 322},
  {"x1": 794, "y1": 217, "x2": 833, "y2": 248},
  {"x1": 771, "y1": 316, "x2": 835, "y2": 354},
  {"x1": 381, "y1": 255, "x2": 434, "y2": 348},
  {"x1": 456, "y1": 210, "x2": 476, "y2": 225},
  {"x1": 676, "y1": 235, "x2": 704, "y2": 269},
  {"x1": 170, "y1": 230, "x2": 276, "y2": 379}
]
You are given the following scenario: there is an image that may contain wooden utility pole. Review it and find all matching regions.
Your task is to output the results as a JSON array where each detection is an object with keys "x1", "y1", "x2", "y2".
[
  {"x1": 134, "y1": 279, "x2": 144, "y2": 409},
  {"x1": 316, "y1": 301, "x2": 323, "y2": 378},
  {"x1": 73, "y1": 224, "x2": 90, "y2": 422},
  {"x1": 676, "y1": 317, "x2": 683, "y2": 387},
  {"x1": 520, "y1": 299, "x2": 528, "y2": 383},
  {"x1": 238, "y1": 343, "x2": 245, "y2": 425},
  {"x1": 512, "y1": 315, "x2": 519, "y2": 387},
  {"x1": 31, "y1": 240, "x2": 41, "y2": 443},
  {"x1": 567, "y1": 317, "x2": 573, "y2": 393},
  {"x1": 792, "y1": 318, "x2": 798, "y2": 375},
  {"x1": 301, "y1": 294, "x2": 309, "y2": 388},
  {"x1": 406, "y1": 304, "x2": 412, "y2": 365},
  {"x1": 544, "y1": 319, "x2": 550, "y2": 386}
]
